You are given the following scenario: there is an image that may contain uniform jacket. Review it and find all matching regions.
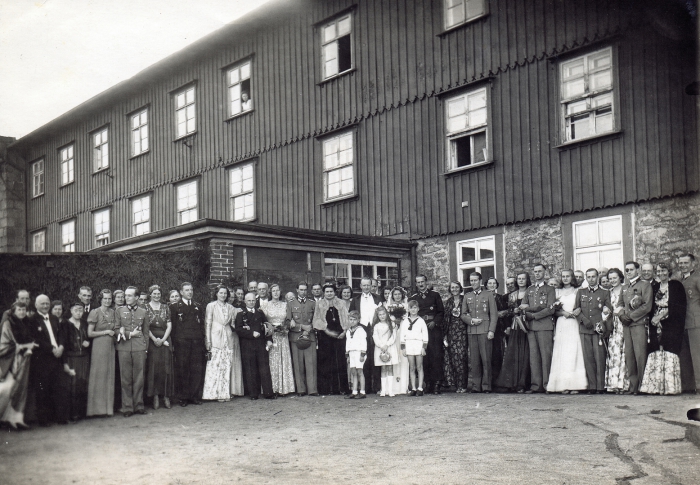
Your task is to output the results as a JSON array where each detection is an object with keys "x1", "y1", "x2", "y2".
[
  {"x1": 235, "y1": 308, "x2": 272, "y2": 344},
  {"x1": 286, "y1": 298, "x2": 316, "y2": 336},
  {"x1": 408, "y1": 290, "x2": 445, "y2": 328},
  {"x1": 115, "y1": 306, "x2": 149, "y2": 352},
  {"x1": 619, "y1": 278, "x2": 653, "y2": 327},
  {"x1": 574, "y1": 286, "x2": 612, "y2": 335},
  {"x1": 460, "y1": 289, "x2": 498, "y2": 334},
  {"x1": 682, "y1": 270, "x2": 700, "y2": 330},
  {"x1": 521, "y1": 282, "x2": 556, "y2": 331},
  {"x1": 170, "y1": 300, "x2": 205, "y2": 340}
]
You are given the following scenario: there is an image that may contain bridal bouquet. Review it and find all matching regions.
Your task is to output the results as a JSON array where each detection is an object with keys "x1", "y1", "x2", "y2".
[{"x1": 388, "y1": 305, "x2": 407, "y2": 323}]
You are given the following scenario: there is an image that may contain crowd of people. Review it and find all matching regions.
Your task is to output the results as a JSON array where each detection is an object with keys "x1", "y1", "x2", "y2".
[{"x1": 0, "y1": 252, "x2": 698, "y2": 430}]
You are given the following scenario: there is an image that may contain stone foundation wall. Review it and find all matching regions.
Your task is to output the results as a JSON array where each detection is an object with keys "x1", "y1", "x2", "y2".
[
  {"x1": 0, "y1": 136, "x2": 25, "y2": 253},
  {"x1": 415, "y1": 235, "x2": 449, "y2": 296},
  {"x1": 504, "y1": 216, "x2": 566, "y2": 280}
]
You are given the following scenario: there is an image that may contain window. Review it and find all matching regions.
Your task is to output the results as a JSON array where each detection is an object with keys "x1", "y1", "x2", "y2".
[
  {"x1": 177, "y1": 180, "x2": 198, "y2": 224},
  {"x1": 32, "y1": 159, "x2": 44, "y2": 197},
  {"x1": 446, "y1": 87, "x2": 489, "y2": 170},
  {"x1": 322, "y1": 131, "x2": 355, "y2": 201},
  {"x1": 573, "y1": 216, "x2": 623, "y2": 271},
  {"x1": 175, "y1": 86, "x2": 196, "y2": 138},
  {"x1": 61, "y1": 220, "x2": 75, "y2": 252},
  {"x1": 457, "y1": 236, "x2": 496, "y2": 287},
  {"x1": 444, "y1": 0, "x2": 486, "y2": 30},
  {"x1": 560, "y1": 47, "x2": 615, "y2": 142},
  {"x1": 321, "y1": 14, "x2": 352, "y2": 80},
  {"x1": 324, "y1": 258, "x2": 399, "y2": 292},
  {"x1": 93, "y1": 128, "x2": 109, "y2": 171},
  {"x1": 227, "y1": 61, "x2": 253, "y2": 117},
  {"x1": 93, "y1": 208, "x2": 110, "y2": 247},
  {"x1": 131, "y1": 109, "x2": 149, "y2": 156},
  {"x1": 60, "y1": 145, "x2": 75, "y2": 185},
  {"x1": 229, "y1": 163, "x2": 255, "y2": 221},
  {"x1": 32, "y1": 230, "x2": 46, "y2": 253},
  {"x1": 132, "y1": 195, "x2": 151, "y2": 236}
]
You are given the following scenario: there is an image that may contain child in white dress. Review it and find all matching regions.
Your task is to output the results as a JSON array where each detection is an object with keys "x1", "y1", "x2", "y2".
[
  {"x1": 345, "y1": 311, "x2": 367, "y2": 399},
  {"x1": 400, "y1": 301, "x2": 429, "y2": 396},
  {"x1": 373, "y1": 306, "x2": 398, "y2": 397}
]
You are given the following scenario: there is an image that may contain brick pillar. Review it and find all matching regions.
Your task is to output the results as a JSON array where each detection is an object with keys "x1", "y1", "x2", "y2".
[
  {"x1": 208, "y1": 239, "x2": 236, "y2": 292},
  {"x1": 0, "y1": 136, "x2": 26, "y2": 253}
]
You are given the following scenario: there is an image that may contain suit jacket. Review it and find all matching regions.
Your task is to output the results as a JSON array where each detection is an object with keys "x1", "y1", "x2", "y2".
[
  {"x1": 619, "y1": 278, "x2": 653, "y2": 326},
  {"x1": 286, "y1": 298, "x2": 316, "y2": 335},
  {"x1": 115, "y1": 306, "x2": 149, "y2": 352},
  {"x1": 235, "y1": 309, "x2": 272, "y2": 345},
  {"x1": 349, "y1": 293, "x2": 381, "y2": 326},
  {"x1": 408, "y1": 290, "x2": 445, "y2": 328},
  {"x1": 29, "y1": 312, "x2": 65, "y2": 368},
  {"x1": 682, "y1": 270, "x2": 700, "y2": 330},
  {"x1": 460, "y1": 289, "x2": 498, "y2": 334},
  {"x1": 574, "y1": 286, "x2": 612, "y2": 335},
  {"x1": 171, "y1": 300, "x2": 206, "y2": 340},
  {"x1": 522, "y1": 283, "x2": 556, "y2": 331}
]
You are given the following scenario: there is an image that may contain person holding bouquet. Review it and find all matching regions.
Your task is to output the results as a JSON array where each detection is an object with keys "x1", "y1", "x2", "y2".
[
  {"x1": 385, "y1": 287, "x2": 409, "y2": 394},
  {"x1": 262, "y1": 284, "x2": 295, "y2": 396},
  {"x1": 495, "y1": 272, "x2": 531, "y2": 392},
  {"x1": 443, "y1": 281, "x2": 468, "y2": 393}
]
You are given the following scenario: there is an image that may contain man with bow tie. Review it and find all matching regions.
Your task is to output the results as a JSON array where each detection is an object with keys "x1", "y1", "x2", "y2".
[
  {"x1": 679, "y1": 253, "x2": 700, "y2": 394},
  {"x1": 236, "y1": 292, "x2": 274, "y2": 400},
  {"x1": 171, "y1": 282, "x2": 206, "y2": 406},
  {"x1": 115, "y1": 286, "x2": 149, "y2": 416},
  {"x1": 29, "y1": 294, "x2": 70, "y2": 426},
  {"x1": 574, "y1": 269, "x2": 612, "y2": 394},
  {"x1": 350, "y1": 277, "x2": 382, "y2": 394},
  {"x1": 409, "y1": 274, "x2": 445, "y2": 394},
  {"x1": 286, "y1": 282, "x2": 317, "y2": 396},
  {"x1": 461, "y1": 272, "x2": 498, "y2": 393}
]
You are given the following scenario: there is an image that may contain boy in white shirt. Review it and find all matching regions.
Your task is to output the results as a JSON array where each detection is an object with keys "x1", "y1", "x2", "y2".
[{"x1": 345, "y1": 310, "x2": 367, "y2": 399}]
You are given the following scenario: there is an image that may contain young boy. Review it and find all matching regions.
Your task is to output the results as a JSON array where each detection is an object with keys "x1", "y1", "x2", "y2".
[{"x1": 345, "y1": 310, "x2": 367, "y2": 399}]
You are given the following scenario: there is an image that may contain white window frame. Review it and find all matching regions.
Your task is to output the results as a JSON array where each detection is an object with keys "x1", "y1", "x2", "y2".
[
  {"x1": 321, "y1": 14, "x2": 353, "y2": 80},
  {"x1": 456, "y1": 236, "x2": 496, "y2": 287},
  {"x1": 93, "y1": 208, "x2": 110, "y2": 247},
  {"x1": 132, "y1": 194, "x2": 151, "y2": 236},
  {"x1": 61, "y1": 220, "x2": 76, "y2": 252},
  {"x1": 227, "y1": 61, "x2": 253, "y2": 118},
  {"x1": 560, "y1": 47, "x2": 615, "y2": 143},
  {"x1": 131, "y1": 109, "x2": 149, "y2": 156},
  {"x1": 93, "y1": 127, "x2": 109, "y2": 172},
  {"x1": 174, "y1": 86, "x2": 196, "y2": 138},
  {"x1": 32, "y1": 230, "x2": 46, "y2": 253},
  {"x1": 445, "y1": 87, "x2": 490, "y2": 171},
  {"x1": 177, "y1": 180, "x2": 198, "y2": 225},
  {"x1": 573, "y1": 215, "x2": 624, "y2": 271},
  {"x1": 229, "y1": 163, "x2": 255, "y2": 222},
  {"x1": 324, "y1": 258, "x2": 399, "y2": 291},
  {"x1": 60, "y1": 145, "x2": 75, "y2": 186},
  {"x1": 322, "y1": 130, "x2": 355, "y2": 202},
  {"x1": 32, "y1": 159, "x2": 44, "y2": 198},
  {"x1": 444, "y1": 0, "x2": 487, "y2": 30}
]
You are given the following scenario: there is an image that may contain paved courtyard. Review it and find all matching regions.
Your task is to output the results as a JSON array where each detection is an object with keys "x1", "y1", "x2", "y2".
[{"x1": 1, "y1": 392, "x2": 699, "y2": 485}]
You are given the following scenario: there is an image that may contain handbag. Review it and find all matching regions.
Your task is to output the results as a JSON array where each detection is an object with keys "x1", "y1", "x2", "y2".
[
  {"x1": 379, "y1": 349, "x2": 391, "y2": 363},
  {"x1": 295, "y1": 332, "x2": 312, "y2": 350}
]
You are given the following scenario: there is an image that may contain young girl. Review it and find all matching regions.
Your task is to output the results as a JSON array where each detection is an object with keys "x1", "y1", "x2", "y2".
[
  {"x1": 345, "y1": 311, "x2": 367, "y2": 399},
  {"x1": 400, "y1": 300, "x2": 429, "y2": 396},
  {"x1": 372, "y1": 306, "x2": 398, "y2": 397}
]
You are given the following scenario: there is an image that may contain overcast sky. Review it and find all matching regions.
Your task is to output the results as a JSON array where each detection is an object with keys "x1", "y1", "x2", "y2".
[{"x1": 0, "y1": 0, "x2": 270, "y2": 139}]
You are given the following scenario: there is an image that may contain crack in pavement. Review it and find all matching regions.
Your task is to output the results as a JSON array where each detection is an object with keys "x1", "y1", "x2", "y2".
[
  {"x1": 578, "y1": 420, "x2": 648, "y2": 484},
  {"x1": 648, "y1": 415, "x2": 700, "y2": 450}
]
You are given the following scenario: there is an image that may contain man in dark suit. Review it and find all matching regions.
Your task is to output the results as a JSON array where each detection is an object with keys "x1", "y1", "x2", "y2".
[
  {"x1": 78, "y1": 286, "x2": 93, "y2": 328},
  {"x1": 29, "y1": 294, "x2": 70, "y2": 426},
  {"x1": 286, "y1": 283, "x2": 318, "y2": 396},
  {"x1": 115, "y1": 286, "x2": 149, "y2": 417},
  {"x1": 410, "y1": 274, "x2": 445, "y2": 394},
  {"x1": 171, "y1": 282, "x2": 206, "y2": 406},
  {"x1": 461, "y1": 272, "x2": 498, "y2": 393},
  {"x1": 574, "y1": 269, "x2": 612, "y2": 394},
  {"x1": 236, "y1": 293, "x2": 274, "y2": 400},
  {"x1": 349, "y1": 277, "x2": 381, "y2": 393},
  {"x1": 679, "y1": 253, "x2": 700, "y2": 393}
]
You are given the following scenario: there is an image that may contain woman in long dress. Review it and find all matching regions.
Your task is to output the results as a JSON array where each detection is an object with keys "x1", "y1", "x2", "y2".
[
  {"x1": 442, "y1": 281, "x2": 467, "y2": 393},
  {"x1": 313, "y1": 283, "x2": 350, "y2": 395},
  {"x1": 263, "y1": 284, "x2": 295, "y2": 396},
  {"x1": 202, "y1": 286, "x2": 243, "y2": 401},
  {"x1": 60, "y1": 302, "x2": 91, "y2": 421},
  {"x1": 547, "y1": 269, "x2": 588, "y2": 393},
  {"x1": 372, "y1": 306, "x2": 398, "y2": 396},
  {"x1": 384, "y1": 287, "x2": 409, "y2": 395},
  {"x1": 0, "y1": 302, "x2": 37, "y2": 429},
  {"x1": 495, "y1": 272, "x2": 531, "y2": 392},
  {"x1": 145, "y1": 285, "x2": 174, "y2": 409},
  {"x1": 486, "y1": 277, "x2": 508, "y2": 385},
  {"x1": 639, "y1": 263, "x2": 687, "y2": 395},
  {"x1": 605, "y1": 268, "x2": 630, "y2": 393},
  {"x1": 86, "y1": 289, "x2": 117, "y2": 417}
]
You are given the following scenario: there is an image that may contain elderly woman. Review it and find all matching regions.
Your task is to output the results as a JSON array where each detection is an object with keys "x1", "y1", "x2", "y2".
[
  {"x1": 313, "y1": 283, "x2": 350, "y2": 395},
  {"x1": 639, "y1": 262, "x2": 688, "y2": 395},
  {"x1": 145, "y1": 285, "x2": 174, "y2": 409},
  {"x1": 86, "y1": 289, "x2": 117, "y2": 417},
  {"x1": 262, "y1": 284, "x2": 295, "y2": 396},
  {"x1": 443, "y1": 281, "x2": 467, "y2": 393},
  {"x1": 60, "y1": 302, "x2": 91, "y2": 421}
]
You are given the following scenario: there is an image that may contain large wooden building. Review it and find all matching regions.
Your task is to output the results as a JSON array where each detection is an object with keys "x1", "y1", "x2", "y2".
[{"x1": 5, "y1": 0, "x2": 699, "y2": 292}]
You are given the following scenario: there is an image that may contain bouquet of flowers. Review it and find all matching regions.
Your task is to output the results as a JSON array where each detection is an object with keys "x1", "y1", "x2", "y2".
[
  {"x1": 549, "y1": 300, "x2": 563, "y2": 311},
  {"x1": 388, "y1": 305, "x2": 407, "y2": 323}
]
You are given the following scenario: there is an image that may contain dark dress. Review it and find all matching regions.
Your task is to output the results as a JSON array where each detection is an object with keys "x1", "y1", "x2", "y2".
[
  {"x1": 442, "y1": 295, "x2": 468, "y2": 390},
  {"x1": 316, "y1": 306, "x2": 349, "y2": 395},
  {"x1": 0, "y1": 315, "x2": 34, "y2": 426},
  {"x1": 86, "y1": 308, "x2": 116, "y2": 416},
  {"x1": 491, "y1": 292, "x2": 509, "y2": 383},
  {"x1": 145, "y1": 304, "x2": 174, "y2": 398},
  {"x1": 495, "y1": 291, "x2": 531, "y2": 392},
  {"x1": 60, "y1": 318, "x2": 91, "y2": 420}
]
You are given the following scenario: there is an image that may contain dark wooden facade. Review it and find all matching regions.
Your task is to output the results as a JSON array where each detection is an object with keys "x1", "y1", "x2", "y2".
[{"x1": 10, "y1": 0, "x2": 698, "y2": 251}]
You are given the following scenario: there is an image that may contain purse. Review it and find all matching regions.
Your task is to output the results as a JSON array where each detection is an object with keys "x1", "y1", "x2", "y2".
[{"x1": 379, "y1": 349, "x2": 391, "y2": 363}]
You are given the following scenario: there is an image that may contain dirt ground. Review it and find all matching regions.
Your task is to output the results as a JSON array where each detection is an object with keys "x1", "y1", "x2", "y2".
[{"x1": 1, "y1": 392, "x2": 699, "y2": 485}]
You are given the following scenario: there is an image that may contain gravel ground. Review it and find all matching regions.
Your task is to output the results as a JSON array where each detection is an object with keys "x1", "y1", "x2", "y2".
[{"x1": 1, "y1": 392, "x2": 699, "y2": 485}]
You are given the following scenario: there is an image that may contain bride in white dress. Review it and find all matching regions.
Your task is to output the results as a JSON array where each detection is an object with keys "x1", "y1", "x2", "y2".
[{"x1": 547, "y1": 270, "x2": 588, "y2": 393}]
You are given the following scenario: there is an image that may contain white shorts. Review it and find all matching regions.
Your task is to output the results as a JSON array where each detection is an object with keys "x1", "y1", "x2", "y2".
[
  {"x1": 404, "y1": 340, "x2": 424, "y2": 356},
  {"x1": 348, "y1": 350, "x2": 365, "y2": 369}
]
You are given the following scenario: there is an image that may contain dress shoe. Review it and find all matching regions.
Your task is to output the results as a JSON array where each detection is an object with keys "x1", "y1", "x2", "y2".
[
  {"x1": 250, "y1": 396, "x2": 259, "y2": 400},
  {"x1": 153, "y1": 395, "x2": 160, "y2": 410},
  {"x1": 123, "y1": 412, "x2": 133, "y2": 418},
  {"x1": 356, "y1": 393, "x2": 366, "y2": 399},
  {"x1": 409, "y1": 390, "x2": 417, "y2": 396},
  {"x1": 297, "y1": 393, "x2": 306, "y2": 397},
  {"x1": 135, "y1": 409, "x2": 147, "y2": 415},
  {"x1": 345, "y1": 393, "x2": 356, "y2": 399},
  {"x1": 163, "y1": 397, "x2": 171, "y2": 409},
  {"x1": 265, "y1": 395, "x2": 276, "y2": 400},
  {"x1": 191, "y1": 399, "x2": 203, "y2": 405},
  {"x1": 524, "y1": 390, "x2": 534, "y2": 394},
  {"x1": 180, "y1": 401, "x2": 189, "y2": 407},
  {"x1": 416, "y1": 390, "x2": 424, "y2": 396},
  {"x1": 483, "y1": 391, "x2": 491, "y2": 394},
  {"x1": 308, "y1": 393, "x2": 320, "y2": 397}
]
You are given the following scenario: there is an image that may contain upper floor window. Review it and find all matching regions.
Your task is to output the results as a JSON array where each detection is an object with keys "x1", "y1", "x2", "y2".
[
  {"x1": 32, "y1": 230, "x2": 46, "y2": 253},
  {"x1": 322, "y1": 131, "x2": 355, "y2": 202},
  {"x1": 175, "y1": 86, "x2": 196, "y2": 138},
  {"x1": 573, "y1": 216, "x2": 623, "y2": 271},
  {"x1": 61, "y1": 220, "x2": 75, "y2": 252},
  {"x1": 60, "y1": 145, "x2": 75, "y2": 186},
  {"x1": 228, "y1": 61, "x2": 253, "y2": 117},
  {"x1": 229, "y1": 163, "x2": 255, "y2": 221},
  {"x1": 321, "y1": 14, "x2": 352, "y2": 80},
  {"x1": 560, "y1": 47, "x2": 615, "y2": 142},
  {"x1": 444, "y1": 0, "x2": 486, "y2": 30},
  {"x1": 32, "y1": 159, "x2": 44, "y2": 197},
  {"x1": 93, "y1": 128, "x2": 109, "y2": 171},
  {"x1": 445, "y1": 87, "x2": 489, "y2": 170},
  {"x1": 177, "y1": 180, "x2": 198, "y2": 225},
  {"x1": 457, "y1": 236, "x2": 495, "y2": 287},
  {"x1": 94, "y1": 208, "x2": 110, "y2": 247},
  {"x1": 131, "y1": 109, "x2": 149, "y2": 156},
  {"x1": 132, "y1": 195, "x2": 151, "y2": 236}
]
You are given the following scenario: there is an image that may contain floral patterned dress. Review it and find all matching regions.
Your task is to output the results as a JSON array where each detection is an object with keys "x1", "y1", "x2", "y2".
[
  {"x1": 202, "y1": 301, "x2": 240, "y2": 400},
  {"x1": 263, "y1": 300, "x2": 295, "y2": 395},
  {"x1": 605, "y1": 288, "x2": 630, "y2": 392},
  {"x1": 442, "y1": 295, "x2": 468, "y2": 390}
]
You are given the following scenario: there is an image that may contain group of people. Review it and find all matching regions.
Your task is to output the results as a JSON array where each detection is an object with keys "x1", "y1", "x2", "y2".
[{"x1": 1, "y1": 252, "x2": 698, "y2": 429}]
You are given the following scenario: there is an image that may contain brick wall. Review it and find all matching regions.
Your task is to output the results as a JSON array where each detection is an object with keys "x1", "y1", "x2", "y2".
[{"x1": 0, "y1": 136, "x2": 25, "y2": 253}]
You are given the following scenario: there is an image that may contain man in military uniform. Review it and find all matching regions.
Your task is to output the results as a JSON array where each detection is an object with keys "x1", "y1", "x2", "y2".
[
  {"x1": 521, "y1": 264, "x2": 556, "y2": 393},
  {"x1": 574, "y1": 269, "x2": 612, "y2": 394},
  {"x1": 286, "y1": 282, "x2": 318, "y2": 396},
  {"x1": 236, "y1": 293, "x2": 274, "y2": 400},
  {"x1": 171, "y1": 282, "x2": 206, "y2": 406},
  {"x1": 461, "y1": 272, "x2": 498, "y2": 393},
  {"x1": 679, "y1": 253, "x2": 700, "y2": 393},
  {"x1": 115, "y1": 286, "x2": 149, "y2": 417},
  {"x1": 410, "y1": 274, "x2": 444, "y2": 394}
]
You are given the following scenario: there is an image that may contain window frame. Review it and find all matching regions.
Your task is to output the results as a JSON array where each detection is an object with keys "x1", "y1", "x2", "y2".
[
  {"x1": 444, "y1": 86, "x2": 492, "y2": 173},
  {"x1": 131, "y1": 194, "x2": 151, "y2": 237},
  {"x1": 320, "y1": 129, "x2": 357, "y2": 203},
  {"x1": 176, "y1": 179, "x2": 199, "y2": 225},
  {"x1": 443, "y1": 0, "x2": 488, "y2": 32},
  {"x1": 456, "y1": 236, "x2": 497, "y2": 288},
  {"x1": 93, "y1": 207, "x2": 111, "y2": 248},
  {"x1": 226, "y1": 59, "x2": 254, "y2": 120},
  {"x1": 130, "y1": 108, "x2": 150, "y2": 158},
  {"x1": 319, "y1": 13, "x2": 354, "y2": 82},
  {"x1": 92, "y1": 126, "x2": 109, "y2": 172},
  {"x1": 228, "y1": 162, "x2": 256, "y2": 222},
  {"x1": 324, "y1": 258, "x2": 399, "y2": 292},
  {"x1": 60, "y1": 219, "x2": 76, "y2": 253},
  {"x1": 173, "y1": 84, "x2": 197, "y2": 140},
  {"x1": 59, "y1": 144, "x2": 75, "y2": 187},
  {"x1": 32, "y1": 229, "x2": 46, "y2": 253},
  {"x1": 31, "y1": 158, "x2": 45, "y2": 198},
  {"x1": 572, "y1": 215, "x2": 624, "y2": 272}
]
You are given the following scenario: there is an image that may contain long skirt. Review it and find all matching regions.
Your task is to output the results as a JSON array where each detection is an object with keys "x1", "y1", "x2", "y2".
[
  {"x1": 317, "y1": 332, "x2": 349, "y2": 395},
  {"x1": 230, "y1": 332, "x2": 244, "y2": 397},
  {"x1": 547, "y1": 317, "x2": 588, "y2": 392},
  {"x1": 202, "y1": 341, "x2": 233, "y2": 401},
  {"x1": 443, "y1": 318, "x2": 468, "y2": 389},
  {"x1": 65, "y1": 354, "x2": 90, "y2": 419},
  {"x1": 87, "y1": 336, "x2": 115, "y2": 416},
  {"x1": 0, "y1": 352, "x2": 31, "y2": 426},
  {"x1": 495, "y1": 328, "x2": 531, "y2": 391},
  {"x1": 605, "y1": 317, "x2": 630, "y2": 392},
  {"x1": 392, "y1": 325, "x2": 409, "y2": 394},
  {"x1": 269, "y1": 332, "x2": 295, "y2": 395},
  {"x1": 639, "y1": 350, "x2": 681, "y2": 395},
  {"x1": 146, "y1": 341, "x2": 174, "y2": 398}
]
